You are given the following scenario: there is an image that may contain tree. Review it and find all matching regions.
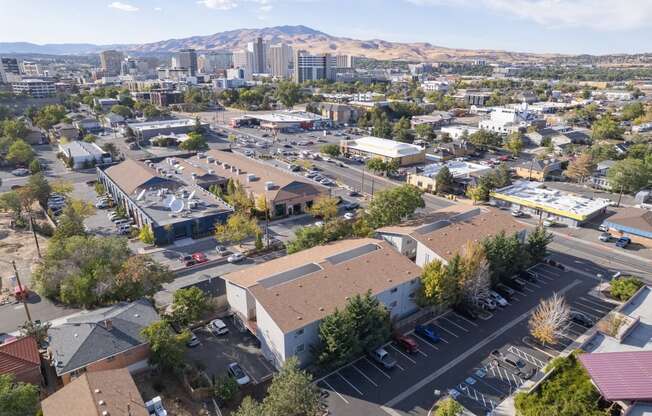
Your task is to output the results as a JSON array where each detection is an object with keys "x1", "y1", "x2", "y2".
[
  {"x1": 52, "y1": 204, "x2": 87, "y2": 241},
  {"x1": 308, "y1": 196, "x2": 339, "y2": 221},
  {"x1": 419, "y1": 260, "x2": 459, "y2": 307},
  {"x1": 393, "y1": 117, "x2": 414, "y2": 143},
  {"x1": 2, "y1": 118, "x2": 28, "y2": 139},
  {"x1": 6, "y1": 139, "x2": 34, "y2": 166},
  {"x1": 434, "y1": 166, "x2": 454, "y2": 194},
  {"x1": 505, "y1": 132, "x2": 523, "y2": 157},
  {"x1": 102, "y1": 142, "x2": 118, "y2": 157},
  {"x1": 346, "y1": 291, "x2": 391, "y2": 352},
  {"x1": 82, "y1": 133, "x2": 96, "y2": 143},
  {"x1": 170, "y1": 286, "x2": 209, "y2": 327},
  {"x1": 434, "y1": 398, "x2": 463, "y2": 416},
  {"x1": 179, "y1": 131, "x2": 208, "y2": 151},
  {"x1": 255, "y1": 194, "x2": 269, "y2": 216},
  {"x1": 366, "y1": 157, "x2": 387, "y2": 174},
  {"x1": 28, "y1": 159, "x2": 41, "y2": 174},
  {"x1": 68, "y1": 198, "x2": 96, "y2": 218},
  {"x1": 365, "y1": 185, "x2": 425, "y2": 229},
  {"x1": 214, "y1": 212, "x2": 261, "y2": 246},
  {"x1": 469, "y1": 130, "x2": 501, "y2": 149},
  {"x1": 316, "y1": 308, "x2": 360, "y2": 368},
  {"x1": 139, "y1": 225, "x2": 155, "y2": 244},
  {"x1": 141, "y1": 321, "x2": 190, "y2": 371},
  {"x1": 591, "y1": 114, "x2": 623, "y2": 141},
  {"x1": 482, "y1": 231, "x2": 527, "y2": 285},
  {"x1": 466, "y1": 185, "x2": 486, "y2": 205},
  {"x1": 565, "y1": 153, "x2": 595, "y2": 183},
  {"x1": 114, "y1": 255, "x2": 174, "y2": 301},
  {"x1": 607, "y1": 158, "x2": 651, "y2": 193},
  {"x1": 529, "y1": 293, "x2": 570, "y2": 346},
  {"x1": 526, "y1": 226, "x2": 553, "y2": 264},
  {"x1": 233, "y1": 396, "x2": 264, "y2": 416},
  {"x1": 214, "y1": 375, "x2": 239, "y2": 404},
  {"x1": 320, "y1": 143, "x2": 340, "y2": 157},
  {"x1": 18, "y1": 320, "x2": 51, "y2": 346},
  {"x1": 25, "y1": 172, "x2": 51, "y2": 206},
  {"x1": 414, "y1": 123, "x2": 434, "y2": 140},
  {"x1": 0, "y1": 374, "x2": 39, "y2": 416},
  {"x1": 276, "y1": 81, "x2": 301, "y2": 108},
  {"x1": 262, "y1": 357, "x2": 320, "y2": 416},
  {"x1": 33, "y1": 104, "x2": 66, "y2": 130},
  {"x1": 0, "y1": 191, "x2": 23, "y2": 220},
  {"x1": 610, "y1": 276, "x2": 644, "y2": 301},
  {"x1": 458, "y1": 242, "x2": 491, "y2": 306},
  {"x1": 621, "y1": 102, "x2": 645, "y2": 121},
  {"x1": 110, "y1": 104, "x2": 132, "y2": 118},
  {"x1": 50, "y1": 179, "x2": 74, "y2": 195}
]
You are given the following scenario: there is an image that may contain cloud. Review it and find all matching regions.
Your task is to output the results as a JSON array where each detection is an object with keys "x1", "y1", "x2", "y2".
[
  {"x1": 154, "y1": 6, "x2": 163, "y2": 11},
  {"x1": 197, "y1": 0, "x2": 238, "y2": 10},
  {"x1": 108, "y1": 1, "x2": 139, "y2": 12},
  {"x1": 406, "y1": 0, "x2": 652, "y2": 31}
]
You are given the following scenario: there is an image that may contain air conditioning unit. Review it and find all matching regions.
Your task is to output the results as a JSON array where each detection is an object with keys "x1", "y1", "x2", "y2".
[
  {"x1": 247, "y1": 174, "x2": 257, "y2": 182},
  {"x1": 264, "y1": 181, "x2": 275, "y2": 191}
]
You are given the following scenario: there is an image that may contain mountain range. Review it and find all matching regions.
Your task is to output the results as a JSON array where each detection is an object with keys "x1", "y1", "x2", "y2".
[{"x1": 0, "y1": 25, "x2": 559, "y2": 62}]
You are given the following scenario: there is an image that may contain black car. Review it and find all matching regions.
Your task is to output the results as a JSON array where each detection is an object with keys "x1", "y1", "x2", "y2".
[
  {"x1": 570, "y1": 310, "x2": 594, "y2": 328},
  {"x1": 453, "y1": 303, "x2": 478, "y2": 321},
  {"x1": 505, "y1": 277, "x2": 527, "y2": 291},
  {"x1": 494, "y1": 283, "x2": 515, "y2": 300},
  {"x1": 520, "y1": 270, "x2": 538, "y2": 283}
]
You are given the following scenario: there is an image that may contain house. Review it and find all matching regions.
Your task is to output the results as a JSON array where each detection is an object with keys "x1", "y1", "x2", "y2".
[
  {"x1": 41, "y1": 368, "x2": 149, "y2": 416},
  {"x1": 47, "y1": 299, "x2": 160, "y2": 384},
  {"x1": 73, "y1": 118, "x2": 102, "y2": 133},
  {"x1": 340, "y1": 136, "x2": 426, "y2": 166},
  {"x1": 589, "y1": 160, "x2": 616, "y2": 190},
  {"x1": 58, "y1": 141, "x2": 112, "y2": 169},
  {"x1": 407, "y1": 160, "x2": 492, "y2": 194},
  {"x1": 51, "y1": 122, "x2": 79, "y2": 142},
  {"x1": 524, "y1": 127, "x2": 558, "y2": 146},
  {"x1": 0, "y1": 336, "x2": 42, "y2": 385},
  {"x1": 23, "y1": 126, "x2": 46, "y2": 145},
  {"x1": 514, "y1": 158, "x2": 562, "y2": 182},
  {"x1": 94, "y1": 97, "x2": 120, "y2": 112},
  {"x1": 101, "y1": 112, "x2": 125, "y2": 128},
  {"x1": 603, "y1": 208, "x2": 652, "y2": 248},
  {"x1": 222, "y1": 238, "x2": 422, "y2": 369},
  {"x1": 429, "y1": 140, "x2": 477, "y2": 161},
  {"x1": 516, "y1": 91, "x2": 538, "y2": 104}
]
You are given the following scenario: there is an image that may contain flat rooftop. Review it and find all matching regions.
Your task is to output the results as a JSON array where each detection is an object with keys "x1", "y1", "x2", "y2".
[
  {"x1": 224, "y1": 238, "x2": 422, "y2": 333},
  {"x1": 243, "y1": 111, "x2": 324, "y2": 123},
  {"x1": 127, "y1": 118, "x2": 204, "y2": 132},
  {"x1": 419, "y1": 160, "x2": 491, "y2": 179},
  {"x1": 492, "y1": 180, "x2": 611, "y2": 220},
  {"x1": 343, "y1": 136, "x2": 424, "y2": 158},
  {"x1": 60, "y1": 141, "x2": 108, "y2": 158}
]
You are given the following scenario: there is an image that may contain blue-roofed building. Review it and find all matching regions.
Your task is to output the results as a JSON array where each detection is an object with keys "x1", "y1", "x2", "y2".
[{"x1": 603, "y1": 208, "x2": 652, "y2": 248}]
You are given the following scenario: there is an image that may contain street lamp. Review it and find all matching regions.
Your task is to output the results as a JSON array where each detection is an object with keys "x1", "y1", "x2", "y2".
[
  {"x1": 597, "y1": 273, "x2": 605, "y2": 299},
  {"x1": 1, "y1": 259, "x2": 32, "y2": 323}
]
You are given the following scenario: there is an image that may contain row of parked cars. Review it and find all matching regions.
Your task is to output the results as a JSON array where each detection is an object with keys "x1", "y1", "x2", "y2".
[
  {"x1": 598, "y1": 224, "x2": 631, "y2": 248},
  {"x1": 46, "y1": 193, "x2": 67, "y2": 216}
]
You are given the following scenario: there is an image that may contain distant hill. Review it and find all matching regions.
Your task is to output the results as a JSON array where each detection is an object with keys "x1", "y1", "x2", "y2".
[{"x1": 0, "y1": 25, "x2": 561, "y2": 62}]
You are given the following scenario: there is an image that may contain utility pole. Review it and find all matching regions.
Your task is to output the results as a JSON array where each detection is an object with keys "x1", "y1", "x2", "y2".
[
  {"x1": 29, "y1": 216, "x2": 41, "y2": 258},
  {"x1": 361, "y1": 165, "x2": 365, "y2": 195},
  {"x1": 617, "y1": 183, "x2": 624, "y2": 207},
  {"x1": 11, "y1": 261, "x2": 32, "y2": 323}
]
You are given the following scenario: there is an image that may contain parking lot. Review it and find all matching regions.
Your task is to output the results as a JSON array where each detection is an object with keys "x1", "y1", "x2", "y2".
[
  {"x1": 316, "y1": 262, "x2": 619, "y2": 416},
  {"x1": 185, "y1": 315, "x2": 275, "y2": 385}
]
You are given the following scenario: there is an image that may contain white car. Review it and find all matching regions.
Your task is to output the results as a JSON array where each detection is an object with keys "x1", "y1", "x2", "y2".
[
  {"x1": 227, "y1": 253, "x2": 245, "y2": 263},
  {"x1": 11, "y1": 168, "x2": 29, "y2": 176},
  {"x1": 598, "y1": 224, "x2": 609, "y2": 232},
  {"x1": 313, "y1": 221, "x2": 324, "y2": 227},
  {"x1": 542, "y1": 219, "x2": 555, "y2": 227},
  {"x1": 489, "y1": 290, "x2": 508, "y2": 307},
  {"x1": 228, "y1": 362, "x2": 250, "y2": 385},
  {"x1": 208, "y1": 319, "x2": 229, "y2": 336},
  {"x1": 343, "y1": 212, "x2": 355, "y2": 220},
  {"x1": 95, "y1": 200, "x2": 109, "y2": 209},
  {"x1": 511, "y1": 210, "x2": 524, "y2": 217}
]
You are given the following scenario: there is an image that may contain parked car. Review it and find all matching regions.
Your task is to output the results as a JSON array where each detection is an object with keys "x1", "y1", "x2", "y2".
[
  {"x1": 616, "y1": 237, "x2": 631, "y2": 248},
  {"x1": 489, "y1": 291, "x2": 509, "y2": 307},
  {"x1": 369, "y1": 348, "x2": 397, "y2": 369},
  {"x1": 186, "y1": 333, "x2": 201, "y2": 348},
  {"x1": 599, "y1": 232, "x2": 612, "y2": 242},
  {"x1": 477, "y1": 297, "x2": 497, "y2": 311},
  {"x1": 95, "y1": 200, "x2": 109, "y2": 209},
  {"x1": 394, "y1": 335, "x2": 419, "y2": 353},
  {"x1": 179, "y1": 255, "x2": 192, "y2": 263},
  {"x1": 343, "y1": 212, "x2": 355, "y2": 220},
  {"x1": 228, "y1": 362, "x2": 250, "y2": 385},
  {"x1": 505, "y1": 277, "x2": 527, "y2": 291},
  {"x1": 215, "y1": 245, "x2": 228, "y2": 256},
  {"x1": 227, "y1": 252, "x2": 245, "y2": 263},
  {"x1": 510, "y1": 209, "x2": 524, "y2": 217},
  {"x1": 542, "y1": 219, "x2": 555, "y2": 227},
  {"x1": 348, "y1": 191, "x2": 360, "y2": 197},
  {"x1": 415, "y1": 324, "x2": 441, "y2": 343},
  {"x1": 344, "y1": 202, "x2": 360, "y2": 210},
  {"x1": 209, "y1": 319, "x2": 229, "y2": 336},
  {"x1": 453, "y1": 303, "x2": 478, "y2": 320},
  {"x1": 191, "y1": 252, "x2": 208, "y2": 264},
  {"x1": 598, "y1": 224, "x2": 610, "y2": 232},
  {"x1": 11, "y1": 168, "x2": 29, "y2": 176},
  {"x1": 490, "y1": 350, "x2": 536, "y2": 379},
  {"x1": 519, "y1": 270, "x2": 538, "y2": 283},
  {"x1": 494, "y1": 283, "x2": 515, "y2": 300},
  {"x1": 570, "y1": 310, "x2": 594, "y2": 328}
]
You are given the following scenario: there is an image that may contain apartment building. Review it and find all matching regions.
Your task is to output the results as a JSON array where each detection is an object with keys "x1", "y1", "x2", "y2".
[
  {"x1": 223, "y1": 238, "x2": 422, "y2": 368},
  {"x1": 268, "y1": 43, "x2": 293, "y2": 78},
  {"x1": 293, "y1": 51, "x2": 336, "y2": 83},
  {"x1": 99, "y1": 50, "x2": 123, "y2": 76},
  {"x1": 175, "y1": 48, "x2": 198, "y2": 76},
  {"x1": 11, "y1": 78, "x2": 56, "y2": 98}
]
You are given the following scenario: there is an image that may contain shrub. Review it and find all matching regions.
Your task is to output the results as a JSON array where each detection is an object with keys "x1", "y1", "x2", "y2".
[
  {"x1": 610, "y1": 276, "x2": 644, "y2": 301},
  {"x1": 214, "y1": 375, "x2": 239, "y2": 403}
]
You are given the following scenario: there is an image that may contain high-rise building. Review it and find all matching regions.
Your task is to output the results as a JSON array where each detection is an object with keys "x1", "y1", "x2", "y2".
[
  {"x1": 11, "y1": 79, "x2": 56, "y2": 98},
  {"x1": 233, "y1": 50, "x2": 254, "y2": 80},
  {"x1": 199, "y1": 51, "x2": 233, "y2": 74},
  {"x1": 247, "y1": 37, "x2": 268, "y2": 74},
  {"x1": 336, "y1": 55, "x2": 357, "y2": 69},
  {"x1": 1, "y1": 57, "x2": 20, "y2": 83},
  {"x1": 99, "y1": 50, "x2": 124, "y2": 76},
  {"x1": 293, "y1": 51, "x2": 336, "y2": 83},
  {"x1": 267, "y1": 44, "x2": 293, "y2": 79},
  {"x1": 20, "y1": 60, "x2": 40, "y2": 76},
  {"x1": 175, "y1": 49, "x2": 198, "y2": 76}
]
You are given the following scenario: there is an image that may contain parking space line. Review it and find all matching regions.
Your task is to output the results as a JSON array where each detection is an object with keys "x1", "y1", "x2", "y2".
[
  {"x1": 417, "y1": 349, "x2": 428, "y2": 358},
  {"x1": 351, "y1": 364, "x2": 378, "y2": 387},
  {"x1": 570, "y1": 305, "x2": 602, "y2": 321},
  {"x1": 527, "y1": 281, "x2": 542, "y2": 288},
  {"x1": 452, "y1": 313, "x2": 479, "y2": 327},
  {"x1": 441, "y1": 316, "x2": 471, "y2": 332},
  {"x1": 412, "y1": 333, "x2": 440, "y2": 350},
  {"x1": 321, "y1": 380, "x2": 349, "y2": 404},
  {"x1": 363, "y1": 357, "x2": 392, "y2": 379},
  {"x1": 337, "y1": 372, "x2": 364, "y2": 395},
  {"x1": 510, "y1": 296, "x2": 521, "y2": 303},
  {"x1": 538, "y1": 274, "x2": 555, "y2": 282},
  {"x1": 478, "y1": 376, "x2": 509, "y2": 396},
  {"x1": 579, "y1": 296, "x2": 614, "y2": 309},
  {"x1": 508, "y1": 346, "x2": 546, "y2": 368},
  {"x1": 527, "y1": 342, "x2": 557, "y2": 359},
  {"x1": 433, "y1": 323, "x2": 459, "y2": 338},
  {"x1": 389, "y1": 344, "x2": 417, "y2": 364},
  {"x1": 574, "y1": 300, "x2": 611, "y2": 315},
  {"x1": 510, "y1": 373, "x2": 521, "y2": 386},
  {"x1": 522, "y1": 286, "x2": 535, "y2": 293},
  {"x1": 395, "y1": 363, "x2": 405, "y2": 371}
]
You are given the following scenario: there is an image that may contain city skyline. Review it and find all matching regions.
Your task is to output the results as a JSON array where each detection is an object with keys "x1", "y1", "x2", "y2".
[{"x1": 1, "y1": 0, "x2": 652, "y2": 55}]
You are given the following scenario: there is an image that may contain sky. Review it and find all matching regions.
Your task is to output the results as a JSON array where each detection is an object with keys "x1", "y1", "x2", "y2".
[{"x1": 1, "y1": 0, "x2": 652, "y2": 55}]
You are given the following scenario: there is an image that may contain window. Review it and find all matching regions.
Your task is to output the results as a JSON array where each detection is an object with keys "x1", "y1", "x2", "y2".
[
  {"x1": 389, "y1": 301, "x2": 398, "y2": 308},
  {"x1": 409, "y1": 291, "x2": 416, "y2": 299},
  {"x1": 390, "y1": 288, "x2": 398, "y2": 294},
  {"x1": 295, "y1": 329, "x2": 304, "y2": 337},
  {"x1": 295, "y1": 344, "x2": 305, "y2": 353}
]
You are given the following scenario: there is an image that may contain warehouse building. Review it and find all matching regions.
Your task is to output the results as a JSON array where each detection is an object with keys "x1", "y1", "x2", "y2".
[{"x1": 340, "y1": 136, "x2": 426, "y2": 166}]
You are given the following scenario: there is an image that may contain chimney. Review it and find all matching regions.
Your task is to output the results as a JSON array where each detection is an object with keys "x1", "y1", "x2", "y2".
[{"x1": 104, "y1": 319, "x2": 113, "y2": 331}]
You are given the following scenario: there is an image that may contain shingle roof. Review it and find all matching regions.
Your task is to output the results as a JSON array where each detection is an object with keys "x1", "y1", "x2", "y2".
[
  {"x1": 606, "y1": 208, "x2": 652, "y2": 234},
  {"x1": 48, "y1": 300, "x2": 159, "y2": 376},
  {"x1": 579, "y1": 351, "x2": 652, "y2": 401},
  {"x1": 104, "y1": 159, "x2": 166, "y2": 195},
  {"x1": 0, "y1": 337, "x2": 40, "y2": 378},
  {"x1": 41, "y1": 368, "x2": 149, "y2": 416}
]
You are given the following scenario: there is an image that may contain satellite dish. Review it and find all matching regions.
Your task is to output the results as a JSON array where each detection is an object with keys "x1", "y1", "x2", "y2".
[
  {"x1": 136, "y1": 189, "x2": 146, "y2": 201},
  {"x1": 187, "y1": 190, "x2": 196, "y2": 200},
  {"x1": 170, "y1": 199, "x2": 184, "y2": 213}
]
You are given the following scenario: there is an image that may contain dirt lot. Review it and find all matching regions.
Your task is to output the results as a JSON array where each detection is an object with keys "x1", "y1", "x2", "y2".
[{"x1": 134, "y1": 371, "x2": 213, "y2": 416}]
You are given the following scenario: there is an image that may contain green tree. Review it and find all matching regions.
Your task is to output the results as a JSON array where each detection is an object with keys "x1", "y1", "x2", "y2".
[
  {"x1": 82, "y1": 133, "x2": 96, "y2": 143},
  {"x1": 434, "y1": 166, "x2": 454, "y2": 194},
  {"x1": 110, "y1": 104, "x2": 132, "y2": 118},
  {"x1": 465, "y1": 185, "x2": 486, "y2": 204},
  {"x1": 469, "y1": 130, "x2": 502, "y2": 149},
  {"x1": 621, "y1": 102, "x2": 645, "y2": 121},
  {"x1": 419, "y1": 259, "x2": 460, "y2": 306},
  {"x1": 316, "y1": 308, "x2": 360, "y2": 368},
  {"x1": 141, "y1": 321, "x2": 190, "y2": 371},
  {"x1": 0, "y1": 191, "x2": 23, "y2": 220},
  {"x1": 610, "y1": 276, "x2": 644, "y2": 301},
  {"x1": 371, "y1": 111, "x2": 392, "y2": 138},
  {"x1": 393, "y1": 116, "x2": 414, "y2": 143},
  {"x1": 482, "y1": 231, "x2": 527, "y2": 285},
  {"x1": 262, "y1": 357, "x2": 320, "y2": 416},
  {"x1": 28, "y1": 159, "x2": 41, "y2": 174},
  {"x1": 414, "y1": 123, "x2": 434, "y2": 140},
  {"x1": 214, "y1": 375, "x2": 239, "y2": 404},
  {"x1": 505, "y1": 132, "x2": 523, "y2": 156},
  {"x1": 25, "y1": 172, "x2": 51, "y2": 206},
  {"x1": 2, "y1": 118, "x2": 28, "y2": 139},
  {"x1": 346, "y1": 291, "x2": 391, "y2": 352},
  {"x1": 591, "y1": 114, "x2": 623, "y2": 141},
  {"x1": 233, "y1": 396, "x2": 264, "y2": 416},
  {"x1": 320, "y1": 143, "x2": 340, "y2": 157},
  {"x1": 607, "y1": 158, "x2": 651, "y2": 193},
  {"x1": 18, "y1": 320, "x2": 52, "y2": 346},
  {"x1": 526, "y1": 226, "x2": 553, "y2": 264},
  {"x1": 114, "y1": 255, "x2": 174, "y2": 302},
  {"x1": 179, "y1": 131, "x2": 208, "y2": 151},
  {"x1": 139, "y1": 225, "x2": 155, "y2": 244},
  {"x1": 171, "y1": 286, "x2": 209, "y2": 327},
  {"x1": 33, "y1": 104, "x2": 66, "y2": 130},
  {"x1": 308, "y1": 196, "x2": 339, "y2": 221},
  {"x1": 214, "y1": 212, "x2": 261, "y2": 246},
  {"x1": 434, "y1": 398, "x2": 463, "y2": 416},
  {"x1": 0, "y1": 374, "x2": 39, "y2": 416},
  {"x1": 365, "y1": 185, "x2": 425, "y2": 229},
  {"x1": 6, "y1": 139, "x2": 34, "y2": 166},
  {"x1": 366, "y1": 157, "x2": 387, "y2": 174},
  {"x1": 52, "y1": 204, "x2": 87, "y2": 241},
  {"x1": 276, "y1": 81, "x2": 301, "y2": 109}
]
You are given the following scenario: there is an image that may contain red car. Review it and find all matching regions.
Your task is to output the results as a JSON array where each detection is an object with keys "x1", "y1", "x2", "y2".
[
  {"x1": 192, "y1": 252, "x2": 208, "y2": 263},
  {"x1": 394, "y1": 334, "x2": 419, "y2": 354}
]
